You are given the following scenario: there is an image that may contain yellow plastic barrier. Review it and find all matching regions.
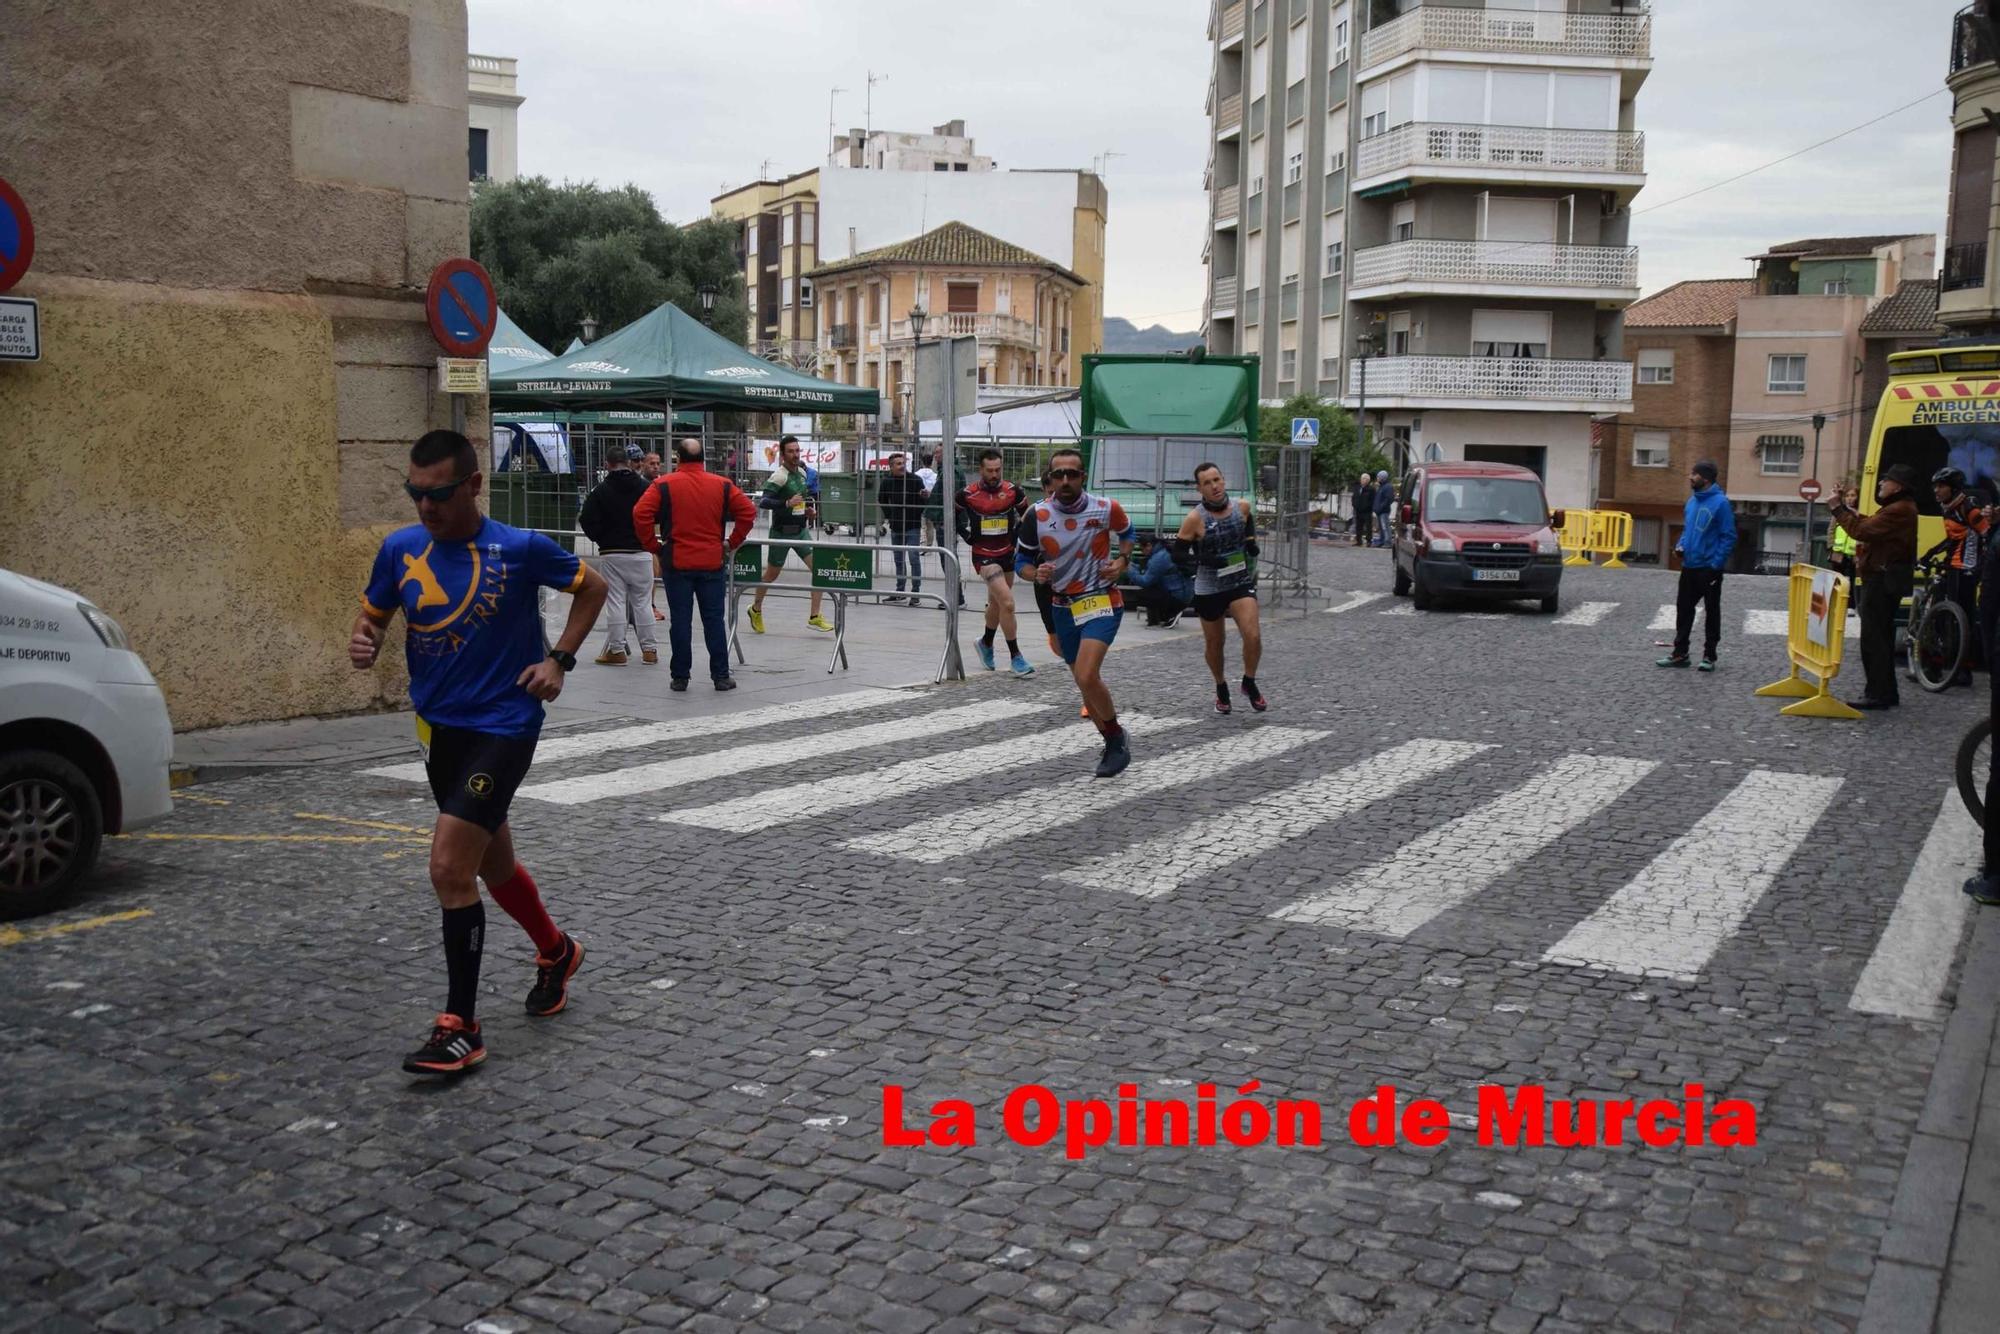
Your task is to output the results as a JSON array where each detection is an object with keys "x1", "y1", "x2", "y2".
[
  {"x1": 1559, "y1": 510, "x2": 1595, "y2": 566},
  {"x1": 1587, "y1": 510, "x2": 1633, "y2": 569},
  {"x1": 1753, "y1": 564, "x2": 1862, "y2": 720}
]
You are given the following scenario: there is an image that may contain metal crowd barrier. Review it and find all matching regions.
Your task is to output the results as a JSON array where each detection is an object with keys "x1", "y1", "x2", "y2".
[
  {"x1": 723, "y1": 536, "x2": 968, "y2": 682},
  {"x1": 1754, "y1": 563, "x2": 1862, "y2": 720},
  {"x1": 1559, "y1": 509, "x2": 1635, "y2": 568}
]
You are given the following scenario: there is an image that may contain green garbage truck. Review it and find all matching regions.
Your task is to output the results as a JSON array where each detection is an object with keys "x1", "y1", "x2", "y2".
[{"x1": 1077, "y1": 352, "x2": 1261, "y2": 540}]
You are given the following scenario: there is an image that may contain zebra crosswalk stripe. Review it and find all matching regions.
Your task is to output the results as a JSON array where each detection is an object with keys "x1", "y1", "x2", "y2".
[
  {"x1": 1745, "y1": 607, "x2": 1857, "y2": 638},
  {"x1": 514, "y1": 700, "x2": 1050, "y2": 806},
  {"x1": 1325, "y1": 591, "x2": 1386, "y2": 614},
  {"x1": 359, "y1": 690, "x2": 896, "y2": 783},
  {"x1": 1542, "y1": 769, "x2": 1844, "y2": 980},
  {"x1": 1552, "y1": 601, "x2": 1619, "y2": 627},
  {"x1": 1053, "y1": 738, "x2": 1493, "y2": 900},
  {"x1": 1272, "y1": 753, "x2": 1657, "y2": 936},
  {"x1": 1649, "y1": 604, "x2": 1676, "y2": 631},
  {"x1": 666, "y1": 713, "x2": 1192, "y2": 833},
  {"x1": 1380, "y1": 604, "x2": 1416, "y2": 617},
  {"x1": 845, "y1": 726, "x2": 1329, "y2": 864},
  {"x1": 1849, "y1": 790, "x2": 1983, "y2": 1022}
]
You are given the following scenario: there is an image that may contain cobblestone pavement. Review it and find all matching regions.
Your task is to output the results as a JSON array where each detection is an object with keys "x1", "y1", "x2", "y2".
[{"x1": 3, "y1": 550, "x2": 1989, "y2": 1332}]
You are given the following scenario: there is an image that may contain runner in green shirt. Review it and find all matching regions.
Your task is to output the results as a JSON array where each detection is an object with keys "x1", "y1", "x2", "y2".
[{"x1": 748, "y1": 435, "x2": 833, "y2": 634}]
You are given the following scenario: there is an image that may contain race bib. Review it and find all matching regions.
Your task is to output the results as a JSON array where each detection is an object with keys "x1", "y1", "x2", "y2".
[
  {"x1": 1220, "y1": 550, "x2": 1249, "y2": 580},
  {"x1": 980, "y1": 515, "x2": 1009, "y2": 536},
  {"x1": 414, "y1": 715, "x2": 433, "y2": 765},
  {"x1": 788, "y1": 496, "x2": 807, "y2": 515},
  {"x1": 1069, "y1": 592, "x2": 1113, "y2": 625}
]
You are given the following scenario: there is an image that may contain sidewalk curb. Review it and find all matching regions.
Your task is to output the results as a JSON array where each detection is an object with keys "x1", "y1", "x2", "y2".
[{"x1": 1859, "y1": 909, "x2": 2000, "y2": 1333}]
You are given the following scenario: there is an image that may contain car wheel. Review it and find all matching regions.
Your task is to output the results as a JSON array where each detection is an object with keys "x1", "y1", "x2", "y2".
[
  {"x1": 0, "y1": 750, "x2": 105, "y2": 921},
  {"x1": 1539, "y1": 592, "x2": 1559, "y2": 615},
  {"x1": 1392, "y1": 562, "x2": 1411, "y2": 597},
  {"x1": 1411, "y1": 571, "x2": 1435, "y2": 611}
]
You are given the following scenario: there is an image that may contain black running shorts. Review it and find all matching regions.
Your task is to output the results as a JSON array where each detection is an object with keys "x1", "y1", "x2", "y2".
[
  {"x1": 1193, "y1": 584, "x2": 1256, "y2": 622},
  {"x1": 418, "y1": 718, "x2": 538, "y2": 833}
]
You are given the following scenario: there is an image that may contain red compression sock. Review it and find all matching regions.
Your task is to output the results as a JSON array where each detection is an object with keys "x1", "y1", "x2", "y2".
[{"x1": 487, "y1": 864, "x2": 564, "y2": 957}]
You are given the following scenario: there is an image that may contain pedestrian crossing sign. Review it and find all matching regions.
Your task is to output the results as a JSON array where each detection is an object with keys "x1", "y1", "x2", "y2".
[{"x1": 1291, "y1": 417, "x2": 1319, "y2": 446}]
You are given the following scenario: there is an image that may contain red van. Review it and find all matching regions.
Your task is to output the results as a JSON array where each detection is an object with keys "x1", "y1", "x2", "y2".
[{"x1": 1388, "y1": 462, "x2": 1565, "y2": 613}]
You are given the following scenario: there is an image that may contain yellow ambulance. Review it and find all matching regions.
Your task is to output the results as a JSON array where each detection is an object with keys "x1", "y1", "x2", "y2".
[{"x1": 1857, "y1": 344, "x2": 2000, "y2": 555}]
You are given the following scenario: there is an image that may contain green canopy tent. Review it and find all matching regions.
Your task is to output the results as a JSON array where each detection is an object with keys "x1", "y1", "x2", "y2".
[
  {"x1": 562, "y1": 336, "x2": 584, "y2": 354},
  {"x1": 490, "y1": 300, "x2": 879, "y2": 416},
  {"x1": 487, "y1": 310, "x2": 556, "y2": 376}
]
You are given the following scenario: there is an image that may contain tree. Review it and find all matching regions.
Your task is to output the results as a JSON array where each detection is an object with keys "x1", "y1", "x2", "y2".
[
  {"x1": 470, "y1": 177, "x2": 749, "y2": 352},
  {"x1": 1255, "y1": 394, "x2": 1388, "y2": 491}
]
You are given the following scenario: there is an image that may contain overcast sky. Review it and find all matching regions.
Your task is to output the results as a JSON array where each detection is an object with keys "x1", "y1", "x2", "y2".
[{"x1": 470, "y1": 0, "x2": 1962, "y2": 331}]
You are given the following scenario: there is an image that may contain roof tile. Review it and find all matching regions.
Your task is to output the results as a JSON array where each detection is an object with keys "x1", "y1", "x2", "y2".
[
  {"x1": 809, "y1": 221, "x2": 1080, "y2": 282},
  {"x1": 1624, "y1": 278, "x2": 1754, "y2": 329},
  {"x1": 1859, "y1": 278, "x2": 1941, "y2": 336}
]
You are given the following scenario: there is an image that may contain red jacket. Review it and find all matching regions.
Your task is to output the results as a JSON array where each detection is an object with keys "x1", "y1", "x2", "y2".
[{"x1": 633, "y1": 462, "x2": 757, "y2": 571}]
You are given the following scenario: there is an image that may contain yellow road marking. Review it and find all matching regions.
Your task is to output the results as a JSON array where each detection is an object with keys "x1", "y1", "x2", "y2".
[
  {"x1": 173, "y1": 793, "x2": 233, "y2": 806},
  {"x1": 0, "y1": 908, "x2": 154, "y2": 947},
  {"x1": 119, "y1": 833, "x2": 429, "y2": 845},
  {"x1": 293, "y1": 812, "x2": 429, "y2": 834}
]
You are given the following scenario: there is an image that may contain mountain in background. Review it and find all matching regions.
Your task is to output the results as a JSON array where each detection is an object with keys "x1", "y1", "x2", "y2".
[{"x1": 1102, "y1": 316, "x2": 1201, "y2": 354}]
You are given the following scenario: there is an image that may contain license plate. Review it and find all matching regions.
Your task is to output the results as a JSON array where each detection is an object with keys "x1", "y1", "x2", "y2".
[{"x1": 1473, "y1": 568, "x2": 1521, "y2": 582}]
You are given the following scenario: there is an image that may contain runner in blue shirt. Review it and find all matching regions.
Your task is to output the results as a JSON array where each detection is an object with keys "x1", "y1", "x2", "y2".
[{"x1": 350, "y1": 429, "x2": 609, "y2": 1077}]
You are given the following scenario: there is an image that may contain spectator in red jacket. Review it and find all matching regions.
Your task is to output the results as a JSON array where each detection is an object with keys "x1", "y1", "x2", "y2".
[{"x1": 634, "y1": 438, "x2": 757, "y2": 691}]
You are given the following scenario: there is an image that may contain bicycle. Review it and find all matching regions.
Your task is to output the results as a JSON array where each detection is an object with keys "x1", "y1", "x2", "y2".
[
  {"x1": 1906, "y1": 550, "x2": 1972, "y2": 693},
  {"x1": 1958, "y1": 717, "x2": 1991, "y2": 829}
]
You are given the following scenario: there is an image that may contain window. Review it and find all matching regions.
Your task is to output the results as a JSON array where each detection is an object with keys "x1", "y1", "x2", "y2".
[
  {"x1": 747, "y1": 225, "x2": 759, "y2": 257},
  {"x1": 801, "y1": 212, "x2": 816, "y2": 246},
  {"x1": 1637, "y1": 348, "x2": 1675, "y2": 384},
  {"x1": 781, "y1": 277, "x2": 794, "y2": 308},
  {"x1": 1392, "y1": 200, "x2": 1415, "y2": 243},
  {"x1": 954, "y1": 162, "x2": 968, "y2": 171},
  {"x1": 799, "y1": 278, "x2": 814, "y2": 309},
  {"x1": 1333, "y1": 18, "x2": 1349, "y2": 63},
  {"x1": 1471, "y1": 308, "x2": 1551, "y2": 358},
  {"x1": 1250, "y1": 172, "x2": 1265, "y2": 196},
  {"x1": 1767, "y1": 354, "x2": 1807, "y2": 394},
  {"x1": 1363, "y1": 109, "x2": 1385, "y2": 137},
  {"x1": 946, "y1": 281, "x2": 979, "y2": 314},
  {"x1": 1823, "y1": 277, "x2": 1851, "y2": 295},
  {"x1": 1632, "y1": 430, "x2": 1670, "y2": 469},
  {"x1": 1286, "y1": 151, "x2": 1303, "y2": 184},
  {"x1": 1327, "y1": 148, "x2": 1346, "y2": 174},
  {"x1": 1325, "y1": 240, "x2": 1343, "y2": 276},
  {"x1": 467, "y1": 127, "x2": 489, "y2": 181},
  {"x1": 933, "y1": 162, "x2": 949, "y2": 172},
  {"x1": 1387, "y1": 311, "x2": 1411, "y2": 355},
  {"x1": 1281, "y1": 347, "x2": 1298, "y2": 379},
  {"x1": 1759, "y1": 435, "x2": 1805, "y2": 476},
  {"x1": 782, "y1": 214, "x2": 795, "y2": 246}
]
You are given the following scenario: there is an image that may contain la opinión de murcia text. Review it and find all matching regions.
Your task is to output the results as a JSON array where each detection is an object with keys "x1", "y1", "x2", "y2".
[{"x1": 883, "y1": 1082, "x2": 1758, "y2": 1161}]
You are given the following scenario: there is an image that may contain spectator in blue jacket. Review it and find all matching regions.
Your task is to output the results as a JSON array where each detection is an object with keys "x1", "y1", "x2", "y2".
[
  {"x1": 1658, "y1": 458, "x2": 1738, "y2": 671},
  {"x1": 1371, "y1": 470, "x2": 1395, "y2": 547},
  {"x1": 1131, "y1": 538, "x2": 1194, "y2": 626}
]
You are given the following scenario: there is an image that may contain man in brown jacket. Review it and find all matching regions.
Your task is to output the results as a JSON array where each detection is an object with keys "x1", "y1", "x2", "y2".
[{"x1": 1828, "y1": 463, "x2": 1921, "y2": 710}]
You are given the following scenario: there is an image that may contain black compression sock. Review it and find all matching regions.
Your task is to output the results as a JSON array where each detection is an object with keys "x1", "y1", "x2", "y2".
[
  {"x1": 1215, "y1": 681, "x2": 1231, "y2": 702},
  {"x1": 981, "y1": 628, "x2": 997, "y2": 647},
  {"x1": 442, "y1": 901, "x2": 484, "y2": 1024},
  {"x1": 1005, "y1": 639, "x2": 1020, "y2": 657},
  {"x1": 1242, "y1": 676, "x2": 1260, "y2": 695}
]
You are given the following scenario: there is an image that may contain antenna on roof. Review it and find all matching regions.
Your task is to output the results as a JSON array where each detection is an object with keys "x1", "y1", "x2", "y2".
[
  {"x1": 828, "y1": 85, "x2": 845, "y2": 157},
  {"x1": 866, "y1": 70, "x2": 887, "y2": 157},
  {"x1": 1094, "y1": 150, "x2": 1125, "y2": 177}
]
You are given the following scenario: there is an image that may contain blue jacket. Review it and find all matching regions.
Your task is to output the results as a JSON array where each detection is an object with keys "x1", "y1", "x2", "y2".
[
  {"x1": 1680, "y1": 486, "x2": 1737, "y2": 570},
  {"x1": 1373, "y1": 481, "x2": 1395, "y2": 516},
  {"x1": 1135, "y1": 546, "x2": 1193, "y2": 602}
]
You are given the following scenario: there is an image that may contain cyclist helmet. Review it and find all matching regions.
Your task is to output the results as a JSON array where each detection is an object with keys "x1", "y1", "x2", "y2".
[{"x1": 1934, "y1": 466, "x2": 1967, "y2": 492}]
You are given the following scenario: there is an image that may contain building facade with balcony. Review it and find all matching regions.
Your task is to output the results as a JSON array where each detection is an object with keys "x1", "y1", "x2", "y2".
[
  {"x1": 1341, "y1": 0, "x2": 1652, "y2": 509},
  {"x1": 467, "y1": 54, "x2": 523, "y2": 185},
  {"x1": 807, "y1": 222, "x2": 1084, "y2": 425},
  {"x1": 711, "y1": 169, "x2": 822, "y2": 367},
  {"x1": 1942, "y1": 2, "x2": 2000, "y2": 336}
]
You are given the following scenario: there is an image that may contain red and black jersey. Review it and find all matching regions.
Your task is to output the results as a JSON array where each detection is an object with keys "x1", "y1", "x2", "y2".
[{"x1": 956, "y1": 479, "x2": 1029, "y2": 558}]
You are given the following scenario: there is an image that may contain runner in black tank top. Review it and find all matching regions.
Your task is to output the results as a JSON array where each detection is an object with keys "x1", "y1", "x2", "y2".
[{"x1": 1173, "y1": 461, "x2": 1265, "y2": 714}]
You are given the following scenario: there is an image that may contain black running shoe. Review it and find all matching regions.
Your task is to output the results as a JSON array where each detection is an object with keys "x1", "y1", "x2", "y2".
[
  {"x1": 1214, "y1": 683, "x2": 1232, "y2": 715},
  {"x1": 402, "y1": 1014, "x2": 485, "y2": 1075},
  {"x1": 527, "y1": 934, "x2": 584, "y2": 1017},
  {"x1": 1242, "y1": 677, "x2": 1268, "y2": 713},
  {"x1": 1095, "y1": 731, "x2": 1131, "y2": 778}
]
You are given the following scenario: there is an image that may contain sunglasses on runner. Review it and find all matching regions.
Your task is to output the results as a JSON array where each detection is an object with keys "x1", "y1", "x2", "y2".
[
  {"x1": 404, "y1": 475, "x2": 473, "y2": 504},
  {"x1": 1048, "y1": 467, "x2": 1084, "y2": 480}
]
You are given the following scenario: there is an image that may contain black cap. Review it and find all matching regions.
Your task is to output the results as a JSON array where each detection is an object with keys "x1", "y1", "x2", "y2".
[
  {"x1": 1885, "y1": 463, "x2": 1924, "y2": 491},
  {"x1": 1693, "y1": 459, "x2": 1718, "y2": 482}
]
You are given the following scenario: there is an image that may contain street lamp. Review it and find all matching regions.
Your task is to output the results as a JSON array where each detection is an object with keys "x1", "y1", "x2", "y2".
[
  {"x1": 1355, "y1": 330, "x2": 1379, "y2": 465},
  {"x1": 909, "y1": 305, "x2": 928, "y2": 341},
  {"x1": 907, "y1": 306, "x2": 927, "y2": 437},
  {"x1": 697, "y1": 284, "x2": 718, "y2": 324},
  {"x1": 579, "y1": 313, "x2": 599, "y2": 344},
  {"x1": 1807, "y1": 411, "x2": 1827, "y2": 563}
]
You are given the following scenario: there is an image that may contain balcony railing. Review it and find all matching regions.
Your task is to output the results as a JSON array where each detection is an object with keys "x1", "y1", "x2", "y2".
[
  {"x1": 1350, "y1": 238, "x2": 1639, "y2": 293},
  {"x1": 1220, "y1": 0, "x2": 1245, "y2": 43},
  {"x1": 1348, "y1": 355, "x2": 1633, "y2": 406},
  {"x1": 888, "y1": 312, "x2": 1042, "y2": 345},
  {"x1": 1215, "y1": 191, "x2": 1240, "y2": 224},
  {"x1": 825, "y1": 322, "x2": 857, "y2": 349},
  {"x1": 1357, "y1": 122, "x2": 1645, "y2": 181},
  {"x1": 1361, "y1": 4, "x2": 1652, "y2": 72},
  {"x1": 1943, "y1": 241, "x2": 1989, "y2": 292},
  {"x1": 1213, "y1": 275, "x2": 1240, "y2": 311},
  {"x1": 1218, "y1": 93, "x2": 1243, "y2": 134},
  {"x1": 1952, "y1": 5, "x2": 1995, "y2": 75}
]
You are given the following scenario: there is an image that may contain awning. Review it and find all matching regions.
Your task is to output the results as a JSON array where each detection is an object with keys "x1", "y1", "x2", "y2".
[{"x1": 486, "y1": 310, "x2": 556, "y2": 376}]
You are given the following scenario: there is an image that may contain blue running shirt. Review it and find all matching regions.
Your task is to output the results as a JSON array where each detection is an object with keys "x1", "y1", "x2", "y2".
[{"x1": 362, "y1": 518, "x2": 584, "y2": 736}]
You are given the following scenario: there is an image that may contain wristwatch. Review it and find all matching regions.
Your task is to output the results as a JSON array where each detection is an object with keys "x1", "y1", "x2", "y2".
[{"x1": 547, "y1": 648, "x2": 577, "y2": 672}]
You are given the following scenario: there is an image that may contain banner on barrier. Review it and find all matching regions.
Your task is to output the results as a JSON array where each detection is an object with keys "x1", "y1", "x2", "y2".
[
  {"x1": 811, "y1": 545, "x2": 874, "y2": 591},
  {"x1": 751, "y1": 438, "x2": 842, "y2": 472},
  {"x1": 732, "y1": 542, "x2": 764, "y2": 580}
]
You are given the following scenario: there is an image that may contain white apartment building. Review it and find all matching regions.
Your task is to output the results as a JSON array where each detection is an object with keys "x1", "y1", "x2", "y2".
[
  {"x1": 830, "y1": 119, "x2": 995, "y2": 173},
  {"x1": 1203, "y1": 0, "x2": 1651, "y2": 507},
  {"x1": 467, "y1": 54, "x2": 522, "y2": 185}
]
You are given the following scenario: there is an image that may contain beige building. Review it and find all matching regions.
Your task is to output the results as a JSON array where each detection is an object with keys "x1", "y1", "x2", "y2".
[
  {"x1": 1943, "y1": 2, "x2": 2000, "y2": 335},
  {"x1": 808, "y1": 222, "x2": 1085, "y2": 425},
  {"x1": 467, "y1": 53, "x2": 523, "y2": 185},
  {"x1": 711, "y1": 170, "x2": 823, "y2": 367},
  {"x1": 0, "y1": 0, "x2": 480, "y2": 729}
]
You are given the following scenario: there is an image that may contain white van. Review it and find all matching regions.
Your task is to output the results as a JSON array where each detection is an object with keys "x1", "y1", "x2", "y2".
[{"x1": 0, "y1": 568, "x2": 173, "y2": 917}]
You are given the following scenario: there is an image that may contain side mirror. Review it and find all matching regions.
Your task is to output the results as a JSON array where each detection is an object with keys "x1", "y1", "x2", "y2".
[{"x1": 1550, "y1": 509, "x2": 1566, "y2": 529}]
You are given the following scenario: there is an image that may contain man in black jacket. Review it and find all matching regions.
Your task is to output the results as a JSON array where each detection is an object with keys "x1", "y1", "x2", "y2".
[
  {"x1": 1353, "y1": 472, "x2": 1376, "y2": 547},
  {"x1": 877, "y1": 452, "x2": 929, "y2": 603},
  {"x1": 578, "y1": 444, "x2": 658, "y2": 665}
]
